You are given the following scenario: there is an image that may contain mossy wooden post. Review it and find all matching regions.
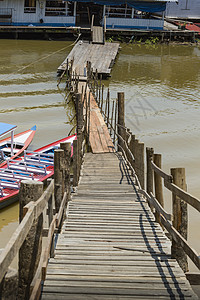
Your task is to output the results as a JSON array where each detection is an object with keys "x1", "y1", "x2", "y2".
[
  {"x1": 133, "y1": 138, "x2": 139, "y2": 178},
  {"x1": 137, "y1": 142, "x2": 144, "y2": 189},
  {"x1": 171, "y1": 167, "x2": 188, "y2": 272},
  {"x1": 154, "y1": 154, "x2": 164, "y2": 224},
  {"x1": 73, "y1": 139, "x2": 78, "y2": 187},
  {"x1": 18, "y1": 180, "x2": 43, "y2": 300},
  {"x1": 130, "y1": 133, "x2": 136, "y2": 170},
  {"x1": 146, "y1": 147, "x2": 154, "y2": 210},
  {"x1": 117, "y1": 92, "x2": 125, "y2": 152},
  {"x1": 60, "y1": 142, "x2": 71, "y2": 200},
  {"x1": 76, "y1": 93, "x2": 83, "y2": 136},
  {"x1": 54, "y1": 149, "x2": 64, "y2": 213}
]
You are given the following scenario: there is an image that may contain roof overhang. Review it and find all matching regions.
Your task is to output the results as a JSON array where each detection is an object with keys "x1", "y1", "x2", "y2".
[{"x1": 0, "y1": 123, "x2": 17, "y2": 138}]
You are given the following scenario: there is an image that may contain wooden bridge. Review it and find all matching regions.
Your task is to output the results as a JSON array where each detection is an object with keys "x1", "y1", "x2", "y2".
[
  {"x1": 41, "y1": 152, "x2": 197, "y2": 299},
  {"x1": 0, "y1": 41, "x2": 200, "y2": 300}
]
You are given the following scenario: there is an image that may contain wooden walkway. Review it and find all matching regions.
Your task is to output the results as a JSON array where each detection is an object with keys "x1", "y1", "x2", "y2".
[
  {"x1": 41, "y1": 153, "x2": 197, "y2": 299},
  {"x1": 78, "y1": 82, "x2": 114, "y2": 154},
  {"x1": 89, "y1": 96, "x2": 114, "y2": 153},
  {"x1": 57, "y1": 41, "x2": 119, "y2": 77},
  {"x1": 92, "y1": 26, "x2": 104, "y2": 44}
]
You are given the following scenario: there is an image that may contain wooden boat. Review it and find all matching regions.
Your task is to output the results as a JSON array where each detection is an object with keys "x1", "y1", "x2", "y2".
[
  {"x1": 0, "y1": 123, "x2": 36, "y2": 168},
  {"x1": 0, "y1": 134, "x2": 76, "y2": 209}
]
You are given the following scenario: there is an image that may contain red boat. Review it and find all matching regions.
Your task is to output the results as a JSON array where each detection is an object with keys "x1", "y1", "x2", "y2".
[
  {"x1": 0, "y1": 134, "x2": 76, "y2": 209},
  {"x1": 0, "y1": 123, "x2": 36, "y2": 168}
]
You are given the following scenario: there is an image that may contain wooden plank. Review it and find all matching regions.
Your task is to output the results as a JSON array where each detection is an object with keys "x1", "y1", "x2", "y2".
[{"x1": 41, "y1": 153, "x2": 197, "y2": 300}]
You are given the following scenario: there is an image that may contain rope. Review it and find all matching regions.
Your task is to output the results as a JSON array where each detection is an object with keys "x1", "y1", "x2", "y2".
[{"x1": 0, "y1": 33, "x2": 81, "y2": 83}]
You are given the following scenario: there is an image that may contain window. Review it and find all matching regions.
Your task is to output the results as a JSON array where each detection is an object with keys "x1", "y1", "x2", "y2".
[
  {"x1": 45, "y1": 1, "x2": 66, "y2": 16},
  {"x1": 24, "y1": 0, "x2": 36, "y2": 13}
]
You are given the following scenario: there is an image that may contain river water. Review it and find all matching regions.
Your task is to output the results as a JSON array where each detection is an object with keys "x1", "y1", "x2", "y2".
[{"x1": 0, "y1": 40, "x2": 199, "y2": 271}]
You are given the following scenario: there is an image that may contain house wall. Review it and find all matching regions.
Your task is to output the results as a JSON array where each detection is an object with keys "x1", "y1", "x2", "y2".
[
  {"x1": 0, "y1": 0, "x2": 75, "y2": 26},
  {"x1": 166, "y1": 0, "x2": 200, "y2": 19},
  {"x1": 106, "y1": 17, "x2": 164, "y2": 30}
]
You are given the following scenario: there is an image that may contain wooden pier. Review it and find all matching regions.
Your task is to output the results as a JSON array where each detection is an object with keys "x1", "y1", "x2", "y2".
[
  {"x1": 41, "y1": 152, "x2": 197, "y2": 299},
  {"x1": 57, "y1": 40, "x2": 120, "y2": 78}
]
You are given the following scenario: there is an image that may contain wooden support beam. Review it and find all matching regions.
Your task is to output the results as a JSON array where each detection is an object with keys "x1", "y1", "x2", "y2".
[
  {"x1": 54, "y1": 149, "x2": 64, "y2": 213},
  {"x1": 146, "y1": 147, "x2": 154, "y2": 195},
  {"x1": 117, "y1": 92, "x2": 125, "y2": 152},
  {"x1": 18, "y1": 180, "x2": 43, "y2": 300},
  {"x1": 153, "y1": 154, "x2": 164, "y2": 225},
  {"x1": 171, "y1": 167, "x2": 188, "y2": 273}
]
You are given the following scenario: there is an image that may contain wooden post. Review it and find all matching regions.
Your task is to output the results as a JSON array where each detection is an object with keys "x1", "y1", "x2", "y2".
[
  {"x1": 171, "y1": 168, "x2": 188, "y2": 272},
  {"x1": 129, "y1": 133, "x2": 136, "y2": 170},
  {"x1": 54, "y1": 149, "x2": 64, "y2": 213},
  {"x1": 110, "y1": 100, "x2": 115, "y2": 136},
  {"x1": 73, "y1": 139, "x2": 78, "y2": 187},
  {"x1": 1, "y1": 267, "x2": 18, "y2": 300},
  {"x1": 113, "y1": 99, "x2": 118, "y2": 147},
  {"x1": 77, "y1": 134, "x2": 82, "y2": 179},
  {"x1": 137, "y1": 142, "x2": 145, "y2": 189},
  {"x1": 18, "y1": 180, "x2": 43, "y2": 300},
  {"x1": 146, "y1": 147, "x2": 154, "y2": 211},
  {"x1": 117, "y1": 92, "x2": 125, "y2": 152},
  {"x1": 47, "y1": 179, "x2": 53, "y2": 227},
  {"x1": 100, "y1": 84, "x2": 104, "y2": 113},
  {"x1": 60, "y1": 142, "x2": 71, "y2": 199},
  {"x1": 146, "y1": 147, "x2": 154, "y2": 195},
  {"x1": 75, "y1": 93, "x2": 83, "y2": 135},
  {"x1": 154, "y1": 154, "x2": 164, "y2": 224},
  {"x1": 107, "y1": 88, "x2": 110, "y2": 128}
]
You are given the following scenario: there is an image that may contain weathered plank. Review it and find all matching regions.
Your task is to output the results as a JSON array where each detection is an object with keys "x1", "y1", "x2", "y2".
[
  {"x1": 58, "y1": 41, "x2": 119, "y2": 77},
  {"x1": 41, "y1": 153, "x2": 197, "y2": 300}
]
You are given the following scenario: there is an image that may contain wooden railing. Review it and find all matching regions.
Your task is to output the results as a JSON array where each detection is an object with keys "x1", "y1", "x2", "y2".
[
  {"x1": 86, "y1": 71, "x2": 200, "y2": 281},
  {"x1": 0, "y1": 143, "x2": 71, "y2": 300}
]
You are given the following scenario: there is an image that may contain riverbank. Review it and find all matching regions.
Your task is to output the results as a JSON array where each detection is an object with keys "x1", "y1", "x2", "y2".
[{"x1": 0, "y1": 25, "x2": 198, "y2": 43}]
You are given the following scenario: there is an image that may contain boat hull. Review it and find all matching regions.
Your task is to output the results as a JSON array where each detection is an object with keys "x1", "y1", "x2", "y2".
[{"x1": 0, "y1": 134, "x2": 76, "y2": 209}]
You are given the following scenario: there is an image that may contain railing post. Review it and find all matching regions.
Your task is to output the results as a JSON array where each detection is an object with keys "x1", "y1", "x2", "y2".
[
  {"x1": 73, "y1": 139, "x2": 78, "y2": 187},
  {"x1": 146, "y1": 147, "x2": 154, "y2": 210},
  {"x1": 137, "y1": 142, "x2": 145, "y2": 189},
  {"x1": 146, "y1": 147, "x2": 154, "y2": 194},
  {"x1": 75, "y1": 93, "x2": 83, "y2": 135},
  {"x1": 130, "y1": 133, "x2": 136, "y2": 170},
  {"x1": 117, "y1": 92, "x2": 125, "y2": 152},
  {"x1": 0, "y1": 267, "x2": 18, "y2": 300},
  {"x1": 60, "y1": 142, "x2": 71, "y2": 200},
  {"x1": 171, "y1": 167, "x2": 188, "y2": 272},
  {"x1": 18, "y1": 180, "x2": 43, "y2": 300},
  {"x1": 54, "y1": 149, "x2": 64, "y2": 213},
  {"x1": 153, "y1": 154, "x2": 164, "y2": 224}
]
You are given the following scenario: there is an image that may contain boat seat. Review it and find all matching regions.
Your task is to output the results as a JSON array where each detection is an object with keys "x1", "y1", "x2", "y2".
[
  {"x1": 1, "y1": 147, "x2": 20, "y2": 154},
  {"x1": 7, "y1": 160, "x2": 47, "y2": 175},
  {"x1": 24, "y1": 156, "x2": 54, "y2": 166},
  {"x1": 0, "y1": 179, "x2": 20, "y2": 190},
  {"x1": 0, "y1": 169, "x2": 34, "y2": 181},
  {"x1": 24, "y1": 150, "x2": 54, "y2": 159},
  {"x1": 24, "y1": 151, "x2": 54, "y2": 165}
]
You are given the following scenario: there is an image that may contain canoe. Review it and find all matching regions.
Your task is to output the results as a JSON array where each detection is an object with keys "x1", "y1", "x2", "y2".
[
  {"x1": 0, "y1": 123, "x2": 36, "y2": 168},
  {"x1": 0, "y1": 134, "x2": 76, "y2": 210}
]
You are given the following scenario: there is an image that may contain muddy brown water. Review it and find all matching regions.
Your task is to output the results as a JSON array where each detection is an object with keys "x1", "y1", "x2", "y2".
[{"x1": 0, "y1": 40, "x2": 199, "y2": 272}]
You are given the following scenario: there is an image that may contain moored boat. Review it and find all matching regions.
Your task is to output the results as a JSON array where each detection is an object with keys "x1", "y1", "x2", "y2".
[
  {"x1": 0, "y1": 123, "x2": 36, "y2": 168},
  {"x1": 0, "y1": 134, "x2": 76, "y2": 209}
]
